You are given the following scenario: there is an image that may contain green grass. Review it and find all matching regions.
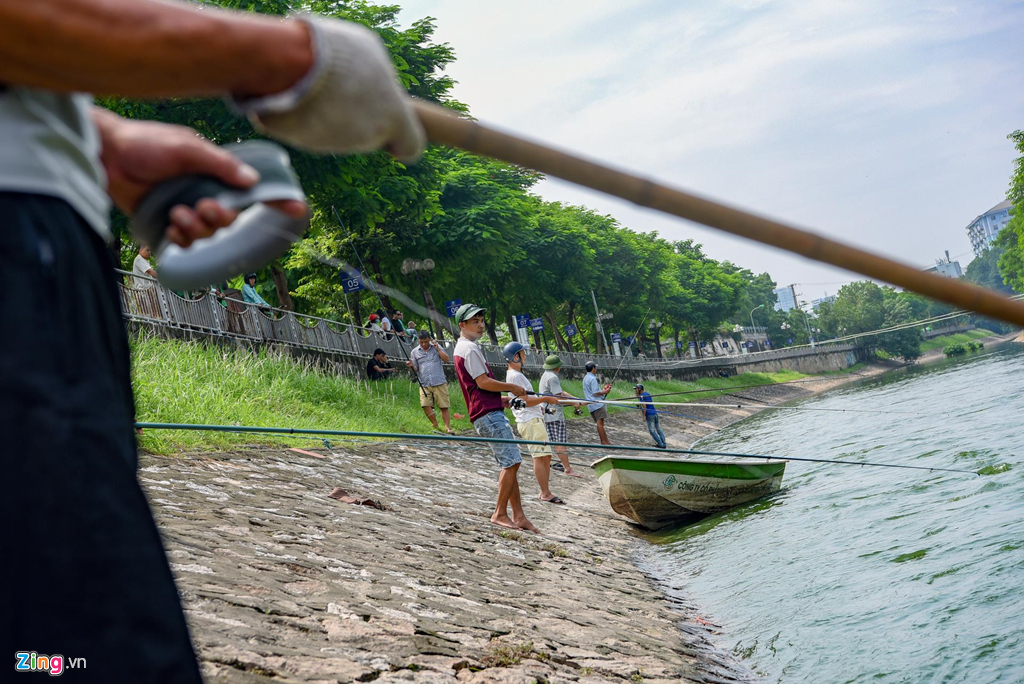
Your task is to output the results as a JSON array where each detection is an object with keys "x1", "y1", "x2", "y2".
[
  {"x1": 919, "y1": 328, "x2": 994, "y2": 353},
  {"x1": 131, "y1": 334, "x2": 809, "y2": 454}
]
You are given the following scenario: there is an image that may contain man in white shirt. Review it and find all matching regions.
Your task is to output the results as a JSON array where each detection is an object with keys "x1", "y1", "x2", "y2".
[
  {"x1": 132, "y1": 245, "x2": 157, "y2": 289},
  {"x1": 537, "y1": 355, "x2": 583, "y2": 477},
  {"x1": 503, "y1": 342, "x2": 564, "y2": 504}
]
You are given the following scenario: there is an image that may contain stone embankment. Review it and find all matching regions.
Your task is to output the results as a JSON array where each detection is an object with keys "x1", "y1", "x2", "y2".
[
  {"x1": 143, "y1": 364, "x2": 889, "y2": 683},
  {"x1": 916, "y1": 331, "x2": 1021, "y2": 365}
]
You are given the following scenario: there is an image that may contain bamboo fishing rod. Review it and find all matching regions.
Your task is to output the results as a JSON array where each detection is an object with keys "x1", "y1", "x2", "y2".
[
  {"x1": 135, "y1": 422, "x2": 979, "y2": 475},
  {"x1": 411, "y1": 101, "x2": 1024, "y2": 328}
]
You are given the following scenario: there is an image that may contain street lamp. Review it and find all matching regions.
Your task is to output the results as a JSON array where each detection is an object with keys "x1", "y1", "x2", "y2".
[
  {"x1": 401, "y1": 257, "x2": 436, "y2": 336},
  {"x1": 797, "y1": 301, "x2": 816, "y2": 350},
  {"x1": 749, "y1": 304, "x2": 765, "y2": 351}
]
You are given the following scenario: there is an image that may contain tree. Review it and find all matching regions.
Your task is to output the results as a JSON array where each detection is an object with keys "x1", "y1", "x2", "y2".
[{"x1": 997, "y1": 130, "x2": 1024, "y2": 292}]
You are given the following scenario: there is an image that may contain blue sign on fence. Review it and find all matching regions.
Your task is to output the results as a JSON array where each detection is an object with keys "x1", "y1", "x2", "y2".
[
  {"x1": 515, "y1": 314, "x2": 531, "y2": 329},
  {"x1": 339, "y1": 269, "x2": 365, "y2": 293},
  {"x1": 444, "y1": 299, "x2": 462, "y2": 318},
  {"x1": 529, "y1": 317, "x2": 545, "y2": 331},
  {"x1": 676, "y1": 341, "x2": 683, "y2": 350},
  {"x1": 610, "y1": 332, "x2": 622, "y2": 343},
  {"x1": 564, "y1": 324, "x2": 578, "y2": 337}
]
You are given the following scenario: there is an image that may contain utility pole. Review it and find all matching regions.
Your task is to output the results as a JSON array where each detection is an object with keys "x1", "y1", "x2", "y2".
[{"x1": 590, "y1": 289, "x2": 611, "y2": 355}]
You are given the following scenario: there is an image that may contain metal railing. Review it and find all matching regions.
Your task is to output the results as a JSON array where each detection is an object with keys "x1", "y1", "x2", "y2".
[{"x1": 115, "y1": 270, "x2": 855, "y2": 371}]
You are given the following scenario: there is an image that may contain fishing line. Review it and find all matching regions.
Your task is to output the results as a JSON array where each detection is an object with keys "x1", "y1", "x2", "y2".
[
  {"x1": 562, "y1": 397, "x2": 952, "y2": 417},
  {"x1": 135, "y1": 422, "x2": 980, "y2": 475},
  {"x1": 608, "y1": 307, "x2": 651, "y2": 385}
]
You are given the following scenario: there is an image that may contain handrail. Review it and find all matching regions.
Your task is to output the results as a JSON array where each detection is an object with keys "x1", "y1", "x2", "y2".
[{"x1": 113, "y1": 268, "x2": 857, "y2": 369}]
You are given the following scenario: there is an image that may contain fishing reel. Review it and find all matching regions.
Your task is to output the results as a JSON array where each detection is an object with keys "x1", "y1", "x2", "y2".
[
  {"x1": 132, "y1": 140, "x2": 308, "y2": 291},
  {"x1": 509, "y1": 397, "x2": 528, "y2": 411}
]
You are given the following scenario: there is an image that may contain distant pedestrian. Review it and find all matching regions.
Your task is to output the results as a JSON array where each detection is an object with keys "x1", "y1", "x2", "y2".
[
  {"x1": 404, "y1": 320, "x2": 418, "y2": 341},
  {"x1": 583, "y1": 361, "x2": 613, "y2": 445},
  {"x1": 392, "y1": 310, "x2": 408, "y2": 341},
  {"x1": 407, "y1": 330, "x2": 453, "y2": 433},
  {"x1": 242, "y1": 272, "x2": 270, "y2": 309},
  {"x1": 367, "y1": 313, "x2": 382, "y2": 335},
  {"x1": 366, "y1": 349, "x2": 394, "y2": 381},
  {"x1": 452, "y1": 304, "x2": 536, "y2": 533},
  {"x1": 537, "y1": 355, "x2": 583, "y2": 477},
  {"x1": 503, "y1": 343, "x2": 564, "y2": 504},
  {"x1": 377, "y1": 308, "x2": 394, "y2": 339},
  {"x1": 132, "y1": 245, "x2": 157, "y2": 289},
  {"x1": 635, "y1": 384, "x2": 666, "y2": 449}
]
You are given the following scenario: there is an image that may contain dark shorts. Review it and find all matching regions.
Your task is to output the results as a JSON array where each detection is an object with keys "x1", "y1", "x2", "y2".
[
  {"x1": 0, "y1": 193, "x2": 202, "y2": 683},
  {"x1": 590, "y1": 407, "x2": 608, "y2": 422}
]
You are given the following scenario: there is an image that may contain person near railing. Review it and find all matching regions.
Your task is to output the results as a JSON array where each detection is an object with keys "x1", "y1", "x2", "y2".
[
  {"x1": 391, "y1": 309, "x2": 408, "y2": 341},
  {"x1": 366, "y1": 348, "x2": 395, "y2": 381},
  {"x1": 132, "y1": 245, "x2": 157, "y2": 289},
  {"x1": 242, "y1": 272, "x2": 271, "y2": 310},
  {"x1": 407, "y1": 330, "x2": 453, "y2": 433},
  {"x1": 376, "y1": 308, "x2": 394, "y2": 340}
]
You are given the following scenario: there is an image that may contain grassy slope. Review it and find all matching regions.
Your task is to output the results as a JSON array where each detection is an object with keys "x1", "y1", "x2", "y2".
[
  {"x1": 919, "y1": 328, "x2": 994, "y2": 353},
  {"x1": 133, "y1": 334, "x2": 808, "y2": 454}
]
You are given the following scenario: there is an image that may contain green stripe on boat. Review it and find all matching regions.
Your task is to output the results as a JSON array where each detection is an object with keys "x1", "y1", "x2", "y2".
[{"x1": 591, "y1": 456, "x2": 787, "y2": 480}]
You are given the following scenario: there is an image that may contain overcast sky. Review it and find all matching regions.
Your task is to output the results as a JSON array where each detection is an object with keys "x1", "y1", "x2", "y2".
[{"x1": 397, "y1": 0, "x2": 1024, "y2": 299}]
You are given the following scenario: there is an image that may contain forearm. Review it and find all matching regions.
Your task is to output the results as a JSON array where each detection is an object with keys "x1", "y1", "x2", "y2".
[
  {"x1": 0, "y1": 0, "x2": 312, "y2": 97},
  {"x1": 437, "y1": 350, "x2": 450, "y2": 362}
]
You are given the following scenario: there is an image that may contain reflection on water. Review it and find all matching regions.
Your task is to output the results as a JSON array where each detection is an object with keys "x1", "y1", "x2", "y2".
[{"x1": 639, "y1": 343, "x2": 1024, "y2": 684}]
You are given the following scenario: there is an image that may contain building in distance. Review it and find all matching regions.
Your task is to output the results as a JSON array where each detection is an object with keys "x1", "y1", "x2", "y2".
[
  {"x1": 773, "y1": 285, "x2": 797, "y2": 312},
  {"x1": 924, "y1": 251, "x2": 963, "y2": 279},
  {"x1": 967, "y1": 200, "x2": 1013, "y2": 256},
  {"x1": 811, "y1": 295, "x2": 837, "y2": 311}
]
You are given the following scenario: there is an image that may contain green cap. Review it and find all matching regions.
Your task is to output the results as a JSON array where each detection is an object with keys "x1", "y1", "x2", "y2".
[
  {"x1": 454, "y1": 303, "x2": 486, "y2": 324},
  {"x1": 543, "y1": 354, "x2": 562, "y2": 370}
]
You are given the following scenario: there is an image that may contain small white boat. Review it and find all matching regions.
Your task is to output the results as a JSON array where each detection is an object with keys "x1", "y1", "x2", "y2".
[{"x1": 591, "y1": 456, "x2": 787, "y2": 530}]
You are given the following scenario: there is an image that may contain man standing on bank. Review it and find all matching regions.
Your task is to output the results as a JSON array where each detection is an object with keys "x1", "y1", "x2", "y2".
[
  {"x1": 407, "y1": 330, "x2": 453, "y2": 433},
  {"x1": 537, "y1": 355, "x2": 583, "y2": 477},
  {"x1": 452, "y1": 304, "x2": 539, "y2": 533},
  {"x1": 583, "y1": 361, "x2": 614, "y2": 445},
  {"x1": 635, "y1": 384, "x2": 667, "y2": 449},
  {"x1": 1, "y1": 2, "x2": 424, "y2": 681},
  {"x1": 503, "y1": 343, "x2": 565, "y2": 503}
]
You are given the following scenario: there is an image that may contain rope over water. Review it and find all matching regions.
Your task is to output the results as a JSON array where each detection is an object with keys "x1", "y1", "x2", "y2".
[{"x1": 135, "y1": 422, "x2": 981, "y2": 475}]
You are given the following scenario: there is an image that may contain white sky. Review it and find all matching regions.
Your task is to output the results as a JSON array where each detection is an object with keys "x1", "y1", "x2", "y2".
[{"x1": 397, "y1": 0, "x2": 1024, "y2": 299}]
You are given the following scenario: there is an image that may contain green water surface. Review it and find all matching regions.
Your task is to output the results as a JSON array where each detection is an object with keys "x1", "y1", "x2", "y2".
[{"x1": 642, "y1": 343, "x2": 1024, "y2": 683}]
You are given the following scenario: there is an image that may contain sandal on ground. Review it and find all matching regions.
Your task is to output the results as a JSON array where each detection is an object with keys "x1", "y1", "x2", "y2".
[{"x1": 541, "y1": 496, "x2": 566, "y2": 505}]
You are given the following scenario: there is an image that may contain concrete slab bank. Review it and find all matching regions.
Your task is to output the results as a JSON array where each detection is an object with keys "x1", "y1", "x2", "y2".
[{"x1": 142, "y1": 430, "x2": 754, "y2": 683}]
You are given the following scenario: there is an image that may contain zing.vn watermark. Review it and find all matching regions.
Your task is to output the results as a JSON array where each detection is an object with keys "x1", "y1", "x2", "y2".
[{"x1": 14, "y1": 652, "x2": 87, "y2": 676}]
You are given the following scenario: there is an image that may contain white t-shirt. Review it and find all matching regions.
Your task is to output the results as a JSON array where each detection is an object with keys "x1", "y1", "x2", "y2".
[
  {"x1": 132, "y1": 253, "x2": 155, "y2": 289},
  {"x1": 538, "y1": 370, "x2": 565, "y2": 423},
  {"x1": 506, "y1": 368, "x2": 543, "y2": 423}
]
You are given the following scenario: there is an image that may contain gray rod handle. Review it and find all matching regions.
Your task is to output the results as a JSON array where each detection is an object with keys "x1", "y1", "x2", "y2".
[{"x1": 132, "y1": 141, "x2": 308, "y2": 291}]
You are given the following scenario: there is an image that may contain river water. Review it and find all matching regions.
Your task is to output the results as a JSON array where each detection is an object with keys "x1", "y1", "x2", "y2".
[{"x1": 641, "y1": 342, "x2": 1024, "y2": 683}]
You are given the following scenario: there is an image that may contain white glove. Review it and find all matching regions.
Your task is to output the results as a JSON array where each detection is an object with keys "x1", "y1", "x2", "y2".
[{"x1": 233, "y1": 16, "x2": 425, "y2": 162}]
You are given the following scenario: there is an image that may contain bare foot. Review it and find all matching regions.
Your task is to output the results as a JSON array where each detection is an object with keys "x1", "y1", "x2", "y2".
[
  {"x1": 513, "y1": 517, "x2": 542, "y2": 534},
  {"x1": 490, "y1": 514, "x2": 519, "y2": 530},
  {"x1": 564, "y1": 469, "x2": 583, "y2": 478}
]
